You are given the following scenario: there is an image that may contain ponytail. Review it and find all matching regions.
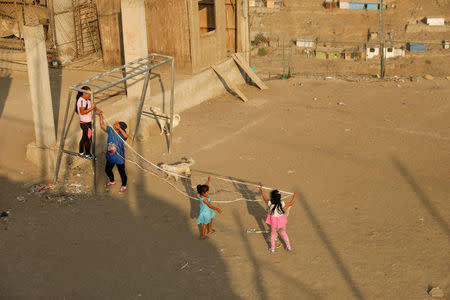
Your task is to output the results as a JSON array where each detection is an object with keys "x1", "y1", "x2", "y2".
[
  {"x1": 197, "y1": 184, "x2": 209, "y2": 196},
  {"x1": 75, "y1": 86, "x2": 91, "y2": 113},
  {"x1": 270, "y1": 190, "x2": 285, "y2": 215}
]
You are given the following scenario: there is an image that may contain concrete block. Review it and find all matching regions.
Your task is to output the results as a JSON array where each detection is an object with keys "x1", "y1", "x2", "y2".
[
  {"x1": 26, "y1": 142, "x2": 58, "y2": 179},
  {"x1": 23, "y1": 25, "x2": 56, "y2": 148},
  {"x1": 121, "y1": 0, "x2": 149, "y2": 102},
  {"x1": 429, "y1": 287, "x2": 445, "y2": 298}
]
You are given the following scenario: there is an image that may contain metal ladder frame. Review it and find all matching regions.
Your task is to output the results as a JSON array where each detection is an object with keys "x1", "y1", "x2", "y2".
[{"x1": 53, "y1": 53, "x2": 175, "y2": 193}]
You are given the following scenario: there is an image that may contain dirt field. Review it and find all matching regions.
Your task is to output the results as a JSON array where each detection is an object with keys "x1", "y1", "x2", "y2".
[{"x1": 1, "y1": 71, "x2": 449, "y2": 299}]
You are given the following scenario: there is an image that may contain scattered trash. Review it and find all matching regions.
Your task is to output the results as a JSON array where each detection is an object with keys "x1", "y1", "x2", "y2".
[
  {"x1": 66, "y1": 183, "x2": 84, "y2": 194},
  {"x1": 16, "y1": 196, "x2": 26, "y2": 202},
  {"x1": 313, "y1": 97, "x2": 318, "y2": 101},
  {"x1": 396, "y1": 84, "x2": 401, "y2": 88},
  {"x1": 247, "y1": 228, "x2": 270, "y2": 234},
  {"x1": 424, "y1": 74, "x2": 434, "y2": 80},
  {"x1": 337, "y1": 102, "x2": 347, "y2": 106},
  {"x1": 0, "y1": 211, "x2": 9, "y2": 218},
  {"x1": 179, "y1": 262, "x2": 189, "y2": 270},
  {"x1": 29, "y1": 183, "x2": 53, "y2": 194},
  {"x1": 428, "y1": 287, "x2": 444, "y2": 298},
  {"x1": 402, "y1": 101, "x2": 407, "y2": 105}
]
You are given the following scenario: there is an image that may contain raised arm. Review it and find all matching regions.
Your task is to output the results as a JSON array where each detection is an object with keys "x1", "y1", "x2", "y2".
[
  {"x1": 99, "y1": 112, "x2": 107, "y2": 131},
  {"x1": 259, "y1": 186, "x2": 269, "y2": 204},
  {"x1": 117, "y1": 126, "x2": 128, "y2": 139},
  {"x1": 203, "y1": 198, "x2": 221, "y2": 213},
  {"x1": 285, "y1": 192, "x2": 298, "y2": 208},
  {"x1": 94, "y1": 106, "x2": 103, "y2": 114},
  {"x1": 79, "y1": 103, "x2": 97, "y2": 115},
  {"x1": 205, "y1": 176, "x2": 211, "y2": 186}
]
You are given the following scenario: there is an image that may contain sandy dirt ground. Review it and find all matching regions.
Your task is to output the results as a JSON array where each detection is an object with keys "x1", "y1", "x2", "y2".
[{"x1": 0, "y1": 70, "x2": 449, "y2": 299}]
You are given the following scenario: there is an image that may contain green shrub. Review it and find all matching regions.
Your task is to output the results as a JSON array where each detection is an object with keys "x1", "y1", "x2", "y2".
[{"x1": 257, "y1": 48, "x2": 267, "y2": 56}]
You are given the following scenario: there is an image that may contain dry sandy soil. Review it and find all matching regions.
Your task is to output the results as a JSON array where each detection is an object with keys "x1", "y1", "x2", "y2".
[
  {"x1": 0, "y1": 69, "x2": 449, "y2": 299},
  {"x1": 250, "y1": 0, "x2": 450, "y2": 78}
]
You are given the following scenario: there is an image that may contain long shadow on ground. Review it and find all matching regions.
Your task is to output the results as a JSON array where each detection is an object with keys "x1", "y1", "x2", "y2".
[
  {"x1": 0, "y1": 71, "x2": 12, "y2": 118},
  {"x1": 297, "y1": 190, "x2": 365, "y2": 300},
  {"x1": 0, "y1": 173, "x2": 239, "y2": 299},
  {"x1": 391, "y1": 156, "x2": 449, "y2": 236}
]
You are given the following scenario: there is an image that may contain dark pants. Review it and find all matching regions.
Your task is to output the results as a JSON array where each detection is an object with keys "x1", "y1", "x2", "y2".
[
  {"x1": 79, "y1": 122, "x2": 92, "y2": 155},
  {"x1": 105, "y1": 160, "x2": 127, "y2": 186}
]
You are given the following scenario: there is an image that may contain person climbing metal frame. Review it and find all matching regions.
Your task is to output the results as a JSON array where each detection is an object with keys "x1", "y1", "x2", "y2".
[{"x1": 53, "y1": 53, "x2": 175, "y2": 193}]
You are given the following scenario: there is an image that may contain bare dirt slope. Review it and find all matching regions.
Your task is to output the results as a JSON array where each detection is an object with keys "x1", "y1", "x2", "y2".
[
  {"x1": 1, "y1": 73, "x2": 449, "y2": 299},
  {"x1": 252, "y1": 0, "x2": 450, "y2": 42},
  {"x1": 250, "y1": 0, "x2": 450, "y2": 77}
]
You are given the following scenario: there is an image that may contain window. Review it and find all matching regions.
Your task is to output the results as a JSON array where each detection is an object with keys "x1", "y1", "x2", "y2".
[
  {"x1": 199, "y1": 0, "x2": 216, "y2": 34},
  {"x1": 387, "y1": 48, "x2": 393, "y2": 52},
  {"x1": 370, "y1": 48, "x2": 375, "y2": 53}
]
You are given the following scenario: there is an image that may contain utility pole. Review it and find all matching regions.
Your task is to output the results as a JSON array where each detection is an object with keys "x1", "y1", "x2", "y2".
[
  {"x1": 379, "y1": 0, "x2": 385, "y2": 78},
  {"x1": 48, "y1": 0, "x2": 58, "y2": 57}
]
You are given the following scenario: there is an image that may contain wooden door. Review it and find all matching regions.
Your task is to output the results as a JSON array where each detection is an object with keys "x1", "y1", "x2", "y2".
[{"x1": 225, "y1": 0, "x2": 236, "y2": 53}]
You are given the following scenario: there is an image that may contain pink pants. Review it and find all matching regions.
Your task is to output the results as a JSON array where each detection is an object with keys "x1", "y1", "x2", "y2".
[{"x1": 271, "y1": 227, "x2": 290, "y2": 250}]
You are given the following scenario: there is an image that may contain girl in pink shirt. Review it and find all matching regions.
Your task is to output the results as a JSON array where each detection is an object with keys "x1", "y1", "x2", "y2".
[
  {"x1": 75, "y1": 86, "x2": 102, "y2": 158},
  {"x1": 259, "y1": 186, "x2": 297, "y2": 253}
]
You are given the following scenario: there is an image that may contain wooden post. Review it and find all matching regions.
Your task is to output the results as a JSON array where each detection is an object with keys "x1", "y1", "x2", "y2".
[
  {"x1": 14, "y1": 0, "x2": 24, "y2": 48},
  {"x1": 379, "y1": 0, "x2": 385, "y2": 78},
  {"x1": 78, "y1": 3, "x2": 84, "y2": 56},
  {"x1": 71, "y1": 0, "x2": 79, "y2": 57},
  {"x1": 48, "y1": 0, "x2": 58, "y2": 54}
]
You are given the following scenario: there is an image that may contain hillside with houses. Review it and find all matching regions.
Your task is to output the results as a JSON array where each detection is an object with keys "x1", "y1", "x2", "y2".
[{"x1": 249, "y1": 0, "x2": 449, "y2": 77}]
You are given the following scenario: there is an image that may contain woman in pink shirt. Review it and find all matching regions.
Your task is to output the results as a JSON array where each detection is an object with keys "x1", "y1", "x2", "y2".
[{"x1": 75, "y1": 86, "x2": 102, "y2": 158}]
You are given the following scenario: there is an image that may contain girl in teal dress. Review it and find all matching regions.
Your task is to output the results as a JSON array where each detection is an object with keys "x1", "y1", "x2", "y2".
[{"x1": 196, "y1": 177, "x2": 222, "y2": 240}]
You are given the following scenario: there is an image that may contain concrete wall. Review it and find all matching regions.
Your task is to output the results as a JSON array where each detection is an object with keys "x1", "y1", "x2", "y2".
[
  {"x1": 237, "y1": 0, "x2": 250, "y2": 63},
  {"x1": 426, "y1": 18, "x2": 445, "y2": 26},
  {"x1": 23, "y1": 25, "x2": 57, "y2": 177},
  {"x1": 366, "y1": 47, "x2": 379, "y2": 59},
  {"x1": 121, "y1": 0, "x2": 148, "y2": 103}
]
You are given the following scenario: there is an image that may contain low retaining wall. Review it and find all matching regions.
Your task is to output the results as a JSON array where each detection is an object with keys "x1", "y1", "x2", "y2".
[{"x1": 27, "y1": 57, "x2": 249, "y2": 178}]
